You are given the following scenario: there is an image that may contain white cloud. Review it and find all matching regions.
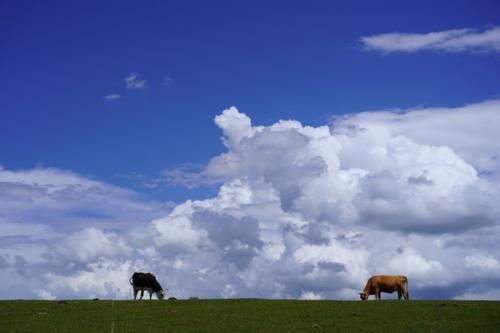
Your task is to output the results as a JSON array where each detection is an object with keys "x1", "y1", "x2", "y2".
[
  {"x1": 42, "y1": 259, "x2": 134, "y2": 299},
  {"x1": 151, "y1": 214, "x2": 206, "y2": 252},
  {"x1": 300, "y1": 291, "x2": 322, "y2": 300},
  {"x1": 161, "y1": 163, "x2": 218, "y2": 189},
  {"x1": 386, "y1": 248, "x2": 443, "y2": 280},
  {"x1": 454, "y1": 289, "x2": 500, "y2": 301},
  {"x1": 37, "y1": 289, "x2": 57, "y2": 300},
  {"x1": 0, "y1": 166, "x2": 165, "y2": 229},
  {"x1": 361, "y1": 26, "x2": 500, "y2": 53},
  {"x1": 332, "y1": 99, "x2": 500, "y2": 174},
  {"x1": 103, "y1": 94, "x2": 120, "y2": 101},
  {"x1": 0, "y1": 220, "x2": 51, "y2": 238},
  {"x1": 464, "y1": 254, "x2": 500, "y2": 271},
  {"x1": 1, "y1": 100, "x2": 500, "y2": 300},
  {"x1": 53, "y1": 228, "x2": 132, "y2": 263},
  {"x1": 125, "y1": 72, "x2": 146, "y2": 90},
  {"x1": 214, "y1": 106, "x2": 258, "y2": 148}
]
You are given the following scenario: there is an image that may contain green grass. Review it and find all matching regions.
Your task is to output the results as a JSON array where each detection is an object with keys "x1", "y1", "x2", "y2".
[{"x1": 1, "y1": 299, "x2": 499, "y2": 332}]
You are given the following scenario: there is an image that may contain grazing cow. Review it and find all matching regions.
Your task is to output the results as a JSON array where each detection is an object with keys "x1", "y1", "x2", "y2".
[
  {"x1": 130, "y1": 272, "x2": 165, "y2": 300},
  {"x1": 359, "y1": 275, "x2": 409, "y2": 301}
]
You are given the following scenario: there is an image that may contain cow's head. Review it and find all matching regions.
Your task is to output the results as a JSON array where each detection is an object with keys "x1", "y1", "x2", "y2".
[
  {"x1": 156, "y1": 290, "x2": 165, "y2": 300},
  {"x1": 359, "y1": 292, "x2": 368, "y2": 301}
]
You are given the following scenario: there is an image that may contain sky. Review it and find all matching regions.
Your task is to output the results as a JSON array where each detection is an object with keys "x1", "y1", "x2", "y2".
[{"x1": 1, "y1": 0, "x2": 500, "y2": 300}]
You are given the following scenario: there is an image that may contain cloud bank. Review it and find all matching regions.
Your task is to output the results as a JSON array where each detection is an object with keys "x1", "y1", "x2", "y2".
[
  {"x1": 1, "y1": 100, "x2": 500, "y2": 300},
  {"x1": 361, "y1": 26, "x2": 500, "y2": 53}
]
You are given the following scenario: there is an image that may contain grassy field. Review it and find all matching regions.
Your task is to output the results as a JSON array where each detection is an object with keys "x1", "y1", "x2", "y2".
[{"x1": 1, "y1": 299, "x2": 499, "y2": 333}]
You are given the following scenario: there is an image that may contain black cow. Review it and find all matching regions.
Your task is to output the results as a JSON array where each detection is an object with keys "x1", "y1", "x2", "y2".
[{"x1": 130, "y1": 272, "x2": 165, "y2": 300}]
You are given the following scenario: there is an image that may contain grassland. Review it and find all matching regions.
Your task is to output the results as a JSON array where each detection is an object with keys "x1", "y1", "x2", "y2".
[{"x1": 0, "y1": 299, "x2": 499, "y2": 333}]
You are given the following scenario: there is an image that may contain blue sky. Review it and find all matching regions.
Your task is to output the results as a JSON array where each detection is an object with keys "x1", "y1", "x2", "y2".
[
  {"x1": 2, "y1": 0, "x2": 499, "y2": 202},
  {"x1": 1, "y1": 1, "x2": 500, "y2": 300}
]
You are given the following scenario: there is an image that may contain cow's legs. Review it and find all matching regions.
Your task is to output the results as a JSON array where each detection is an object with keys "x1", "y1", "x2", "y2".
[
  {"x1": 397, "y1": 287, "x2": 409, "y2": 300},
  {"x1": 375, "y1": 288, "x2": 381, "y2": 300},
  {"x1": 398, "y1": 285, "x2": 409, "y2": 300},
  {"x1": 133, "y1": 287, "x2": 139, "y2": 300},
  {"x1": 149, "y1": 291, "x2": 152, "y2": 300},
  {"x1": 139, "y1": 289, "x2": 144, "y2": 300}
]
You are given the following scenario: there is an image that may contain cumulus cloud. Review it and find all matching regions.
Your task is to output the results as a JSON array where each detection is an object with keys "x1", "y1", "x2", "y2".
[
  {"x1": 41, "y1": 259, "x2": 134, "y2": 299},
  {"x1": 0, "y1": 166, "x2": 168, "y2": 299},
  {"x1": 1, "y1": 100, "x2": 500, "y2": 300},
  {"x1": 361, "y1": 26, "x2": 500, "y2": 53},
  {"x1": 332, "y1": 99, "x2": 500, "y2": 175},
  {"x1": 125, "y1": 72, "x2": 146, "y2": 90},
  {"x1": 53, "y1": 228, "x2": 132, "y2": 263}
]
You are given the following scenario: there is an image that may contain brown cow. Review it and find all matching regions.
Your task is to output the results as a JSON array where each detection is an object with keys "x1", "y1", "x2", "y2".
[{"x1": 359, "y1": 275, "x2": 409, "y2": 301}]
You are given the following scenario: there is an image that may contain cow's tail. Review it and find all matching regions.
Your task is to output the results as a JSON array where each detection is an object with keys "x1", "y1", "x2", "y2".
[
  {"x1": 129, "y1": 276, "x2": 134, "y2": 286},
  {"x1": 404, "y1": 276, "x2": 409, "y2": 300}
]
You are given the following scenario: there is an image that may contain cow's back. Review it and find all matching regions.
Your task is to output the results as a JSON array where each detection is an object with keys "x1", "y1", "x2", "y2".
[
  {"x1": 132, "y1": 272, "x2": 147, "y2": 286},
  {"x1": 376, "y1": 275, "x2": 398, "y2": 292},
  {"x1": 370, "y1": 275, "x2": 406, "y2": 292},
  {"x1": 397, "y1": 275, "x2": 408, "y2": 284}
]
